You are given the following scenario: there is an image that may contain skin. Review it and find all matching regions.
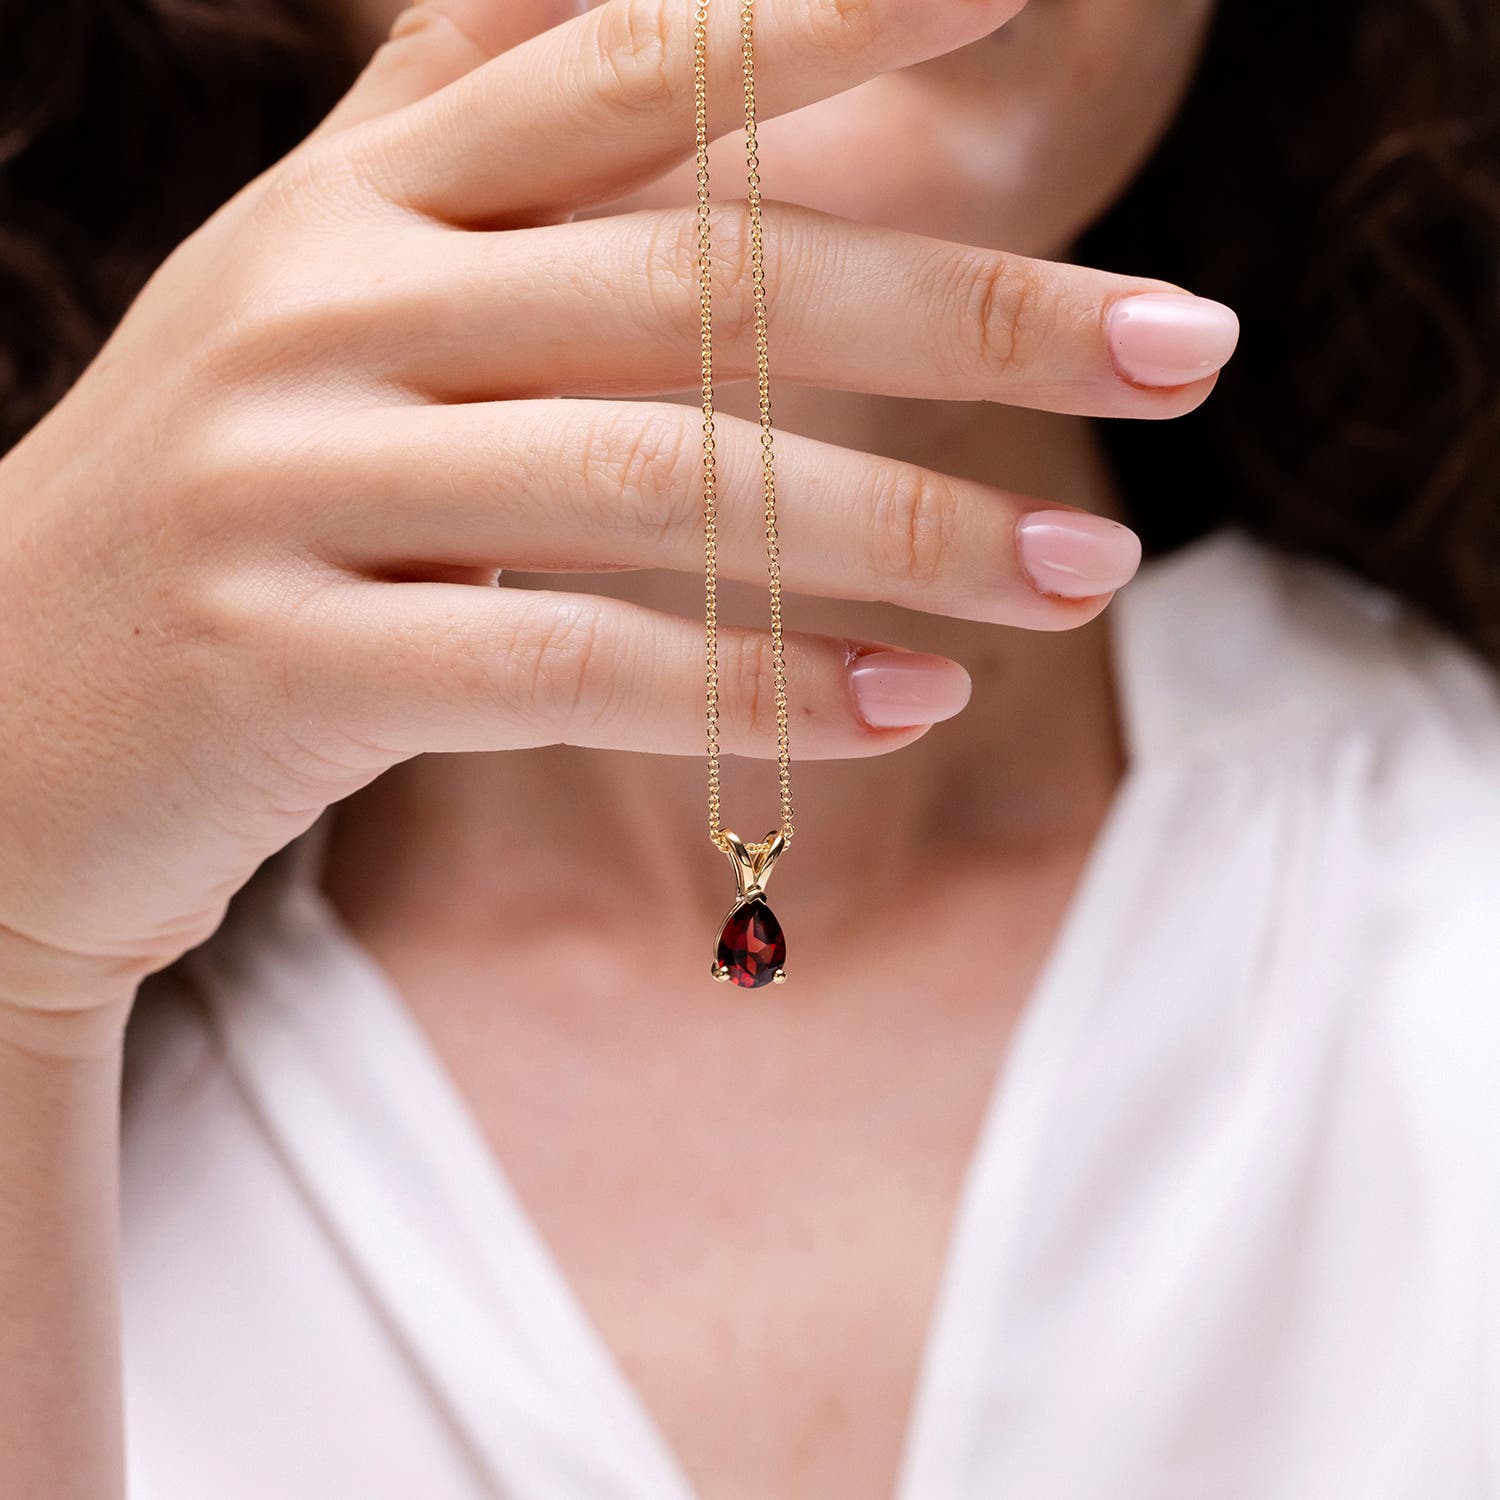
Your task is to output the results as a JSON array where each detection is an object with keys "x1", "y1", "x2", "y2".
[{"x1": 0, "y1": 1, "x2": 1220, "y2": 1497}]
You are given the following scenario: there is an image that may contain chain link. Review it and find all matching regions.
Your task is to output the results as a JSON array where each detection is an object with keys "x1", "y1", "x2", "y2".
[{"x1": 694, "y1": 0, "x2": 793, "y2": 860}]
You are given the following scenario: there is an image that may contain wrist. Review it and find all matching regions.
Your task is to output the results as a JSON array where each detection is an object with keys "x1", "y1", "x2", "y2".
[
  {"x1": 0, "y1": 997, "x2": 134, "y2": 1065},
  {"x1": 0, "y1": 933, "x2": 139, "y2": 1062}
]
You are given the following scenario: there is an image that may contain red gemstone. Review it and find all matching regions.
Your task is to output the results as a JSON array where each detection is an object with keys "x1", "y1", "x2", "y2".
[{"x1": 716, "y1": 898, "x2": 786, "y2": 988}]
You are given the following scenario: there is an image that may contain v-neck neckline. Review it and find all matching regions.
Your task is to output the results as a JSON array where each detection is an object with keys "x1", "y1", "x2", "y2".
[{"x1": 201, "y1": 536, "x2": 1212, "y2": 1500}]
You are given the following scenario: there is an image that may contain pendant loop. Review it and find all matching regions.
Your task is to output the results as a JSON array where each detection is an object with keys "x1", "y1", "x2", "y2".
[{"x1": 721, "y1": 828, "x2": 786, "y2": 902}]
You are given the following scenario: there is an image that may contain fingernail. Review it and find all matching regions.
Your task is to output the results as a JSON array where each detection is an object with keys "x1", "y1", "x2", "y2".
[
  {"x1": 1106, "y1": 293, "x2": 1240, "y2": 388},
  {"x1": 848, "y1": 651, "x2": 972, "y2": 730},
  {"x1": 1015, "y1": 511, "x2": 1142, "y2": 599}
]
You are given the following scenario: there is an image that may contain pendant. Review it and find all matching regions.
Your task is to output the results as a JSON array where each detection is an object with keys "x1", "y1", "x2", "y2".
[{"x1": 711, "y1": 829, "x2": 788, "y2": 988}]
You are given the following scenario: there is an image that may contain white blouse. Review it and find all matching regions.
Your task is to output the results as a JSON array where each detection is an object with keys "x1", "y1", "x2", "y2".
[{"x1": 121, "y1": 528, "x2": 1500, "y2": 1499}]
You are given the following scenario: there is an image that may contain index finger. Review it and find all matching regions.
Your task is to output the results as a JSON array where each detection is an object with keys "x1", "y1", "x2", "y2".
[{"x1": 346, "y1": 0, "x2": 1030, "y2": 225}]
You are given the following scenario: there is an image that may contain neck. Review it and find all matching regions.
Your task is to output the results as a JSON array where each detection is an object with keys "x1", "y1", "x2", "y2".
[{"x1": 323, "y1": 392, "x2": 1130, "y2": 941}]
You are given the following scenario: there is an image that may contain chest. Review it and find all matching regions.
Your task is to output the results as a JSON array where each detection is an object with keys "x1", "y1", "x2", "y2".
[
  {"x1": 387, "y1": 875, "x2": 1070, "y2": 1500},
  {"x1": 125, "y1": 800, "x2": 1496, "y2": 1500}
]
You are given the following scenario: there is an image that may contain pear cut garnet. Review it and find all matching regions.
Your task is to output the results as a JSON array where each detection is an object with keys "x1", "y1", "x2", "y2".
[{"x1": 715, "y1": 898, "x2": 786, "y2": 988}]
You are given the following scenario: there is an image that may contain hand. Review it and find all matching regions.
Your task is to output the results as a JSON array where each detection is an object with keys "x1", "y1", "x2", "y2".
[{"x1": 0, "y1": 0, "x2": 1235, "y2": 1033}]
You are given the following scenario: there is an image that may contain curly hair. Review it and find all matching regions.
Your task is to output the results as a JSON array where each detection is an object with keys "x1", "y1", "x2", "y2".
[
  {"x1": 1081, "y1": 0, "x2": 1500, "y2": 656},
  {"x1": 3, "y1": 0, "x2": 1499, "y2": 655},
  {"x1": 0, "y1": 0, "x2": 347, "y2": 447}
]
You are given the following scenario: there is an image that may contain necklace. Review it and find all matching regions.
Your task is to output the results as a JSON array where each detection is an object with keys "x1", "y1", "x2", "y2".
[{"x1": 694, "y1": 0, "x2": 793, "y2": 989}]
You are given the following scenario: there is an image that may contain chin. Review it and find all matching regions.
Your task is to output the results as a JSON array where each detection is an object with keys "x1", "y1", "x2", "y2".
[
  {"x1": 607, "y1": 84, "x2": 1186, "y2": 266},
  {"x1": 602, "y1": 5, "x2": 1214, "y2": 260}
]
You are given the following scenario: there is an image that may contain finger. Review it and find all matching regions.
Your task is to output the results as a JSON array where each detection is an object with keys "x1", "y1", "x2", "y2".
[
  {"x1": 290, "y1": 582, "x2": 971, "y2": 760},
  {"x1": 287, "y1": 401, "x2": 1140, "y2": 630},
  {"x1": 345, "y1": 0, "x2": 1030, "y2": 223},
  {"x1": 380, "y1": 204, "x2": 1239, "y2": 416},
  {"x1": 316, "y1": 0, "x2": 586, "y2": 138}
]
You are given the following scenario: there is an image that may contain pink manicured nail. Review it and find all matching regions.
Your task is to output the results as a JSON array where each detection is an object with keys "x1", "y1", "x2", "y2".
[
  {"x1": 1107, "y1": 293, "x2": 1240, "y2": 388},
  {"x1": 848, "y1": 652, "x2": 972, "y2": 729},
  {"x1": 1015, "y1": 511, "x2": 1142, "y2": 599}
]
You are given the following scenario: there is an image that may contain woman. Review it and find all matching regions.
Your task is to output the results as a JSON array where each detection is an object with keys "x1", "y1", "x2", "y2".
[{"x1": 1, "y1": 0, "x2": 1497, "y2": 1496}]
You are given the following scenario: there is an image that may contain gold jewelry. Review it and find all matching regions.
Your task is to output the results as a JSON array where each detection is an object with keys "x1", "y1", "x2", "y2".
[{"x1": 694, "y1": 0, "x2": 793, "y2": 989}]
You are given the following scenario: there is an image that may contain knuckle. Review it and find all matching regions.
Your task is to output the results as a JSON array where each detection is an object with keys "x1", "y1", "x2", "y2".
[
  {"x1": 512, "y1": 596, "x2": 613, "y2": 734},
  {"x1": 385, "y1": 3, "x2": 483, "y2": 57},
  {"x1": 188, "y1": 262, "x2": 390, "y2": 392},
  {"x1": 385, "y1": 3, "x2": 435, "y2": 40},
  {"x1": 255, "y1": 106, "x2": 404, "y2": 232},
  {"x1": 248, "y1": 137, "x2": 371, "y2": 229},
  {"x1": 727, "y1": 630, "x2": 780, "y2": 746},
  {"x1": 581, "y1": 404, "x2": 699, "y2": 543},
  {"x1": 711, "y1": 202, "x2": 761, "y2": 348},
  {"x1": 336, "y1": 1, "x2": 446, "y2": 107},
  {"x1": 252, "y1": 143, "x2": 326, "y2": 223},
  {"x1": 968, "y1": 253, "x2": 1055, "y2": 380},
  {"x1": 188, "y1": 287, "x2": 325, "y2": 387},
  {"x1": 183, "y1": 561, "x2": 316, "y2": 670},
  {"x1": 144, "y1": 561, "x2": 325, "y2": 744},
  {"x1": 870, "y1": 463, "x2": 960, "y2": 588},
  {"x1": 642, "y1": 208, "x2": 711, "y2": 346},
  {"x1": 168, "y1": 408, "x2": 319, "y2": 528},
  {"x1": 132, "y1": 568, "x2": 233, "y2": 666},
  {"x1": 806, "y1": 0, "x2": 876, "y2": 54},
  {"x1": 591, "y1": 0, "x2": 684, "y2": 116},
  {"x1": 643, "y1": 203, "x2": 760, "y2": 351}
]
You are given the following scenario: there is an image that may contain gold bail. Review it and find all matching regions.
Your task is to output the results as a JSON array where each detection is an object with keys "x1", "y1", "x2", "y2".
[{"x1": 721, "y1": 828, "x2": 786, "y2": 902}]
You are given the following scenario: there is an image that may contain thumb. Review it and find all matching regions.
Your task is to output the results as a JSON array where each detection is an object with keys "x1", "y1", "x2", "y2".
[{"x1": 315, "y1": 0, "x2": 588, "y2": 138}]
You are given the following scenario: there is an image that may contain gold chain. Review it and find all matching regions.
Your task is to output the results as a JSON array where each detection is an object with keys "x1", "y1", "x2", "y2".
[{"x1": 694, "y1": 0, "x2": 793, "y2": 861}]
